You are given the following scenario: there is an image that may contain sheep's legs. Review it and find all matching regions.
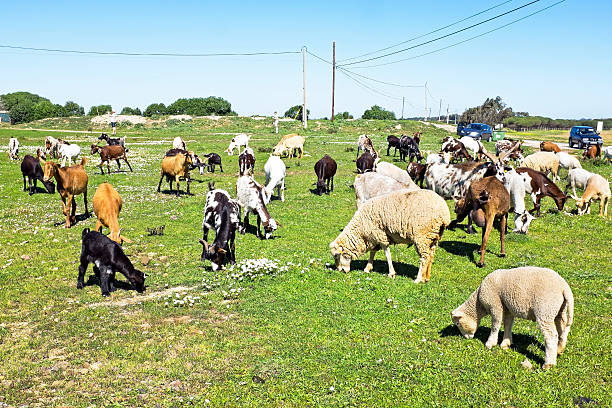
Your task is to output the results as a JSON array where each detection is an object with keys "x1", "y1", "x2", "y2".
[
  {"x1": 499, "y1": 214, "x2": 507, "y2": 257},
  {"x1": 364, "y1": 250, "x2": 376, "y2": 273},
  {"x1": 555, "y1": 314, "x2": 570, "y2": 355},
  {"x1": 384, "y1": 246, "x2": 396, "y2": 278},
  {"x1": 500, "y1": 311, "x2": 514, "y2": 349},
  {"x1": 539, "y1": 320, "x2": 559, "y2": 369},
  {"x1": 485, "y1": 307, "x2": 503, "y2": 349}
]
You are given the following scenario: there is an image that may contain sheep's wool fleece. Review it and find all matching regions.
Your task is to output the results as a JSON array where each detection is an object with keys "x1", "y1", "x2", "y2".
[{"x1": 334, "y1": 189, "x2": 450, "y2": 258}]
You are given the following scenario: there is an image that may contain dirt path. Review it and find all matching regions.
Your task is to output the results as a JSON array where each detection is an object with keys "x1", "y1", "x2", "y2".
[{"x1": 420, "y1": 121, "x2": 456, "y2": 133}]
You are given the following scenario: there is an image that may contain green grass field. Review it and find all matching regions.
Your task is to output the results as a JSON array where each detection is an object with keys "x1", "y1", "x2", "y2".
[{"x1": 0, "y1": 117, "x2": 610, "y2": 407}]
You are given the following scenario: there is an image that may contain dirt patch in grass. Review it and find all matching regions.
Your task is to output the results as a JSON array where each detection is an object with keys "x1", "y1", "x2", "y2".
[{"x1": 88, "y1": 285, "x2": 197, "y2": 308}]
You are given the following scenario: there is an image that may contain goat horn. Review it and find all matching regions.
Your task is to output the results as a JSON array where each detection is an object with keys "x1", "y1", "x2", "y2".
[
  {"x1": 499, "y1": 141, "x2": 521, "y2": 163},
  {"x1": 481, "y1": 147, "x2": 498, "y2": 164}
]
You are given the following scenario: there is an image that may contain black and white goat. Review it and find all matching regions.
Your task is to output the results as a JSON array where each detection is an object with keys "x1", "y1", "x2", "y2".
[
  {"x1": 356, "y1": 134, "x2": 378, "y2": 160},
  {"x1": 77, "y1": 228, "x2": 145, "y2": 297},
  {"x1": 202, "y1": 152, "x2": 223, "y2": 173},
  {"x1": 239, "y1": 147, "x2": 255, "y2": 176},
  {"x1": 236, "y1": 175, "x2": 278, "y2": 239},
  {"x1": 199, "y1": 183, "x2": 240, "y2": 271},
  {"x1": 98, "y1": 133, "x2": 127, "y2": 151},
  {"x1": 399, "y1": 134, "x2": 423, "y2": 162},
  {"x1": 8, "y1": 137, "x2": 19, "y2": 160}
]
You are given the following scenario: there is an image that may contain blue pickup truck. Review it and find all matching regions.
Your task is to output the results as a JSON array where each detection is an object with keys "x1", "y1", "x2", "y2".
[
  {"x1": 457, "y1": 123, "x2": 493, "y2": 142},
  {"x1": 568, "y1": 126, "x2": 603, "y2": 149}
]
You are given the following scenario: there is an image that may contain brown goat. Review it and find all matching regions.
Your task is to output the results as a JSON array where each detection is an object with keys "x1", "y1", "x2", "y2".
[
  {"x1": 157, "y1": 152, "x2": 193, "y2": 195},
  {"x1": 92, "y1": 182, "x2": 132, "y2": 244},
  {"x1": 451, "y1": 176, "x2": 509, "y2": 268},
  {"x1": 91, "y1": 144, "x2": 133, "y2": 174},
  {"x1": 41, "y1": 157, "x2": 89, "y2": 228},
  {"x1": 540, "y1": 141, "x2": 561, "y2": 153},
  {"x1": 583, "y1": 144, "x2": 601, "y2": 160}
]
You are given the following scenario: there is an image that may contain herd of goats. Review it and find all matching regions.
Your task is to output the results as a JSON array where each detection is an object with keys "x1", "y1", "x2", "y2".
[{"x1": 5, "y1": 127, "x2": 612, "y2": 369}]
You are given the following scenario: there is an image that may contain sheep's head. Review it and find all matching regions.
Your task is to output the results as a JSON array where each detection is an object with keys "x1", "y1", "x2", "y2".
[
  {"x1": 199, "y1": 239, "x2": 227, "y2": 271},
  {"x1": 330, "y1": 240, "x2": 351, "y2": 273},
  {"x1": 451, "y1": 309, "x2": 478, "y2": 339}
]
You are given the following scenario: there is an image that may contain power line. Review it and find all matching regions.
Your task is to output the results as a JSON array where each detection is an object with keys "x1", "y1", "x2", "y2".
[
  {"x1": 349, "y1": 0, "x2": 565, "y2": 69},
  {"x1": 338, "y1": 0, "x2": 513, "y2": 63},
  {"x1": 0, "y1": 44, "x2": 300, "y2": 57},
  {"x1": 338, "y1": 67, "x2": 424, "y2": 88},
  {"x1": 338, "y1": 0, "x2": 540, "y2": 67},
  {"x1": 338, "y1": 69, "x2": 403, "y2": 101},
  {"x1": 305, "y1": 49, "x2": 333, "y2": 65}
]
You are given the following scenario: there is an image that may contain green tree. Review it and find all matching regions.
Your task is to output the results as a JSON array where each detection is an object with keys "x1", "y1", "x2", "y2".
[
  {"x1": 283, "y1": 105, "x2": 310, "y2": 121},
  {"x1": 362, "y1": 105, "x2": 396, "y2": 120},
  {"x1": 337, "y1": 111, "x2": 353, "y2": 120},
  {"x1": 62, "y1": 101, "x2": 85, "y2": 116},
  {"x1": 0, "y1": 91, "x2": 52, "y2": 124},
  {"x1": 143, "y1": 103, "x2": 167, "y2": 117},
  {"x1": 460, "y1": 96, "x2": 513, "y2": 125},
  {"x1": 166, "y1": 96, "x2": 232, "y2": 116},
  {"x1": 121, "y1": 106, "x2": 142, "y2": 115},
  {"x1": 87, "y1": 105, "x2": 112, "y2": 116}
]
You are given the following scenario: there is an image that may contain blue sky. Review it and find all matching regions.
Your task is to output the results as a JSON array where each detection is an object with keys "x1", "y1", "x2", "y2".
[{"x1": 1, "y1": 0, "x2": 610, "y2": 119}]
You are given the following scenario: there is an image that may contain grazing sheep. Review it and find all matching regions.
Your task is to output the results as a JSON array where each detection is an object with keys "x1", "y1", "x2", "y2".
[
  {"x1": 521, "y1": 151, "x2": 560, "y2": 183},
  {"x1": 8, "y1": 137, "x2": 19, "y2": 160},
  {"x1": 354, "y1": 172, "x2": 416, "y2": 209},
  {"x1": 264, "y1": 155, "x2": 286, "y2": 202},
  {"x1": 330, "y1": 189, "x2": 450, "y2": 283},
  {"x1": 564, "y1": 168, "x2": 594, "y2": 198},
  {"x1": 540, "y1": 141, "x2": 561, "y2": 153},
  {"x1": 41, "y1": 157, "x2": 89, "y2": 228},
  {"x1": 78, "y1": 228, "x2": 145, "y2": 297},
  {"x1": 452, "y1": 266, "x2": 573, "y2": 369},
  {"x1": 314, "y1": 154, "x2": 337, "y2": 195},
  {"x1": 273, "y1": 133, "x2": 299, "y2": 154},
  {"x1": 573, "y1": 174, "x2": 610, "y2": 217},
  {"x1": 556, "y1": 151, "x2": 582, "y2": 176},
  {"x1": 273, "y1": 135, "x2": 305, "y2": 159},
  {"x1": 92, "y1": 182, "x2": 131, "y2": 244},
  {"x1": 375, "y1": 161, "x2": 418, "y2": 190}
]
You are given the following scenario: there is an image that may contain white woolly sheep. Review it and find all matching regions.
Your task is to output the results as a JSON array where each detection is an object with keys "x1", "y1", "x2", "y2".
[
  {"x1": 521, "y1": 152, "x2": 560, "y2": 183},
  {"x1": 354, "y1": 172, "x2": 416, "y2": 209},
  {"x1": 330, "y1": 189, "x2": 450, "y2": 283},
  {"x1": 556, "y1": 152, "x2": 582, "y2": 177},
  {"x1": 375, "y1": 161, "x2": 419, "y2": 189},
  {"x1": 452, "y1": 266, "x2": 573, "y2": 369},
  {"x1": 564, "y1": 168, "x2": 594, "y2": 198}
]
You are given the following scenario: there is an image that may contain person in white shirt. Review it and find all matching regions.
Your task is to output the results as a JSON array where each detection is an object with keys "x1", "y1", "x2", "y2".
[
  {"x1": 273, "y1": 111, "x2": 279, "y2": 134},
  {"x1": 110, "y1": 111, "x2": 118, "y2": 135}
]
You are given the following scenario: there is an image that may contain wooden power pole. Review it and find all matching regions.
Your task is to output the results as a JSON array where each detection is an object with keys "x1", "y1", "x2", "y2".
[
  {"x1": 438, "y1": 99, "x2": 442, "y2": 121},
  {"x1": 331, "y1": 41, "x2": 336, "y2": 122},
  {"x1": 424, "y1": 82, "x2": 428, "y2": 121},
  {"x1": 302, "y1": 47, "x2": 307, "y2": 129},
  {"x1": 401, "y1": 97, "x2": 405, "y2": 120}
]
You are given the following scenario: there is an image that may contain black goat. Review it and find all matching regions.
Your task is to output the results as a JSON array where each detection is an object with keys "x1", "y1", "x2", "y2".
[
  {"x1": 356, "y1": 151, "x2": 376, "y2": 174},
  {"x1": 399, "y1": 135, "x2": 423, "y2": 162},
  {"x1": 98, "y1": 133, "x2": 127, "y2": 151},
  {"x1": 78, "y1": 228, "x2": 145, "y2": 297},
  {"x1": 199, "y1": 184, "x2": 240, "y2": 270},
  {"x1": 314, "y1": 154, "x2": 337, "y2": 195},
  {"x1": 202, "y1": 153, "x2": 223, "y2": 173},
  {"x1": 21, "y1": 151, "x2": 55, "y2": 195},
  {"x1": 386, "y1": 135, "x2": 401, "y2": 156}
]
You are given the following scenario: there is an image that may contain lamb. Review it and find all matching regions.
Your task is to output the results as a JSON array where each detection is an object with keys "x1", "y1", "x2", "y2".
[
  {"x1": 264, "y1": 155, "x2": 286, "y2": 202},
  {"x1": 238, "y1": 147, "x2": 256, "y2": 176},
  {"x1": 573, "y1": 173, "x2": 610, "y2": 217},
  {"x1": 78, "y1": 228, "x2": 145, "y2": 297},
  {"x1": 20, "y1": 150, "x2": 55, "y2": 195},
  {"x1": 450, "y1": 176, "x2": 509, "y2": 267},
  {"x1": 451, "y1": 266, "x2": 573, "y2": 369},
  {"x1": 273, "y1": 135, "x2": 305, "y2": 159},
  {"x1": 521, "y1": 151, "x2": 560, "y2": 183},
  {"x1": 226, "y1": 133, "x2": 250, "y2": 155},
  {"x1": 556, "y1": 151, "x2": 582, "y2": 176},
  {"x1": 564, "y1": 168, "x2": 594, "y2": 198},
  {"x1": 273, "y1": 133, "x2": 299, "y2": 154},
  {"x1": 540, "y1": 141, "x2": 561, "y2": 153},
  {"x1": 314, "y1": 154, "x2": 337, "y2": 195},
  {"x1": 8, "y1": 137, "x2": 19, "y2": 160},
  {"x1": 354, "y1": 172, "x2": 417, "y2": 209},
  {"x1": 330, "y1": 189, "x2": 450, "y2": 283},
  {"x1": 57, "y1": 143, "x2": 81, "y2": 167},
  {"x1": 92, "y1": 182, "x2": 131, "y2": 244},
  {"x1": 236, "y1": 175, "x2": 278, "y2": 239},
  {"x1": 172, "y1": 136, "x2": 186, "y2": 150},
  {"x1": 157, "y1": 152, "x2": 193, "y2": 196},
  {"x1": 375, "y1": 161, "x2": 418, "y2": 190}
]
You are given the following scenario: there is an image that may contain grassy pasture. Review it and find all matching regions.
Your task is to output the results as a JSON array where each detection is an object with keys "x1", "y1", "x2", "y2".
[{"x1": 0, "y1": 117, "x2": 610, "y2": 407}]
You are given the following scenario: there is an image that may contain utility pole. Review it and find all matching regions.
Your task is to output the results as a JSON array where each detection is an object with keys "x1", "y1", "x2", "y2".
[
  {"x1": 331, "y1": 41, "x2": 336, "y2": 122},
  {"x1": 446, "y1": 104, "x2": 450, "y2": 124},
  {"x1": 438, "y1": 99, "x2": 442, "y2": 121},
  {"x1": 401, "y1": 97, "x2": 405, "y2": 120},
  {"x1": 424, "y1": 82, "x2": 428, "y2": 121},
  {"x1": 302, "y1": 46, "x2": 307, "y2": 129}
]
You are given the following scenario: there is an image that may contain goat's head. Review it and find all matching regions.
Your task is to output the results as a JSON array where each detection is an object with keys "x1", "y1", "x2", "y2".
[
  {"x1": 575, "y1": 197, "x2": 589, "y2": 215},
  {"x1": 39, "y1": 159, "x2": 57, "y2": 182},
  {"x1": 127, "y1": 268, "x2": 145, "y2": 293},
  {"x1": 199, "y1": 239, "x2": 227, "y2": 271},
  {"x1": 98, "y1": 133, "x2": 108, "y2": 141},
  {"x1": 513, "y1": 211, "x2": 535, "y2": 234},
  {"x1": 263, "y1": 218, "x2": 278, "y2": 239},
  {"x1": 316, "y1": 179, "x2": 327, "y2": 196},
  {"x1": 90, "y1": 144, "x2": 100, "y2": 155}
]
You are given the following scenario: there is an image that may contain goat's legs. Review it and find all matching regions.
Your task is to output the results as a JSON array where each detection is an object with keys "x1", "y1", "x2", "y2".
[
  {"x1": 256, "y1": 214, "x2": 263, "y2": 239},
  {"x1": 478, "y1": 217, "x2": 494, "y2": 267},
  {"x1": 124, "y1": 156, "x2": 133, "y2": 172},
  {"x1": 99, "y1": 266, "x2": 112, "y2": 297},
  {"x1": 499, "y1": 214, "x2": 507, "y2": 257},
  {"x1": 107, "y1": 160, "x2": 111, "y2": 174},
  {"x1": 157, "y1": 172, "x2": 165, "y2": 192},
  {"x1": 116, "y1": 159, "x2": 121, "y2": 170},
  {"x1": 219, "y1": 163, "x2": 223, "y2": 172},
  {"x1": 186, "y1": 174, "x2": 191, "y2": 195},
  {"x1": 241, "y1": 213, "x2": 249, "y2": 235},
  {"x1": 99, "y1": 161, "x2": 105, "y2": 175},
  {"x1": 23, "y1": 175, "x2": 27, "y2": 192},
  {"x1": 229, "y1": 230, "x2": 236, "y2": 264},
  {"x1": 69, "y1": 195, "x2": 77, "y2": 226},
  {"x1": 77, "y1": 250, "x2": 88, "y2": 289}
]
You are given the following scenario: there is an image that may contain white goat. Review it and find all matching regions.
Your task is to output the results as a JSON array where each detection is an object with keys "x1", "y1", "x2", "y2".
[
  {"x1": 264, "y1": 155, "x2": 286, "y2": 203},
  {"x1": 564, "y1": 168, "x2": 594, "y2": 198},
  {"x1": 602, "y1": 146, "x2": 612, "y2": 163},
  {"x1": 8, "y1": 137, "x2": 19, "y2": 160},
  {"x1": 556, "y1": 152, "x2": 582, "y2": 176},
  {"x1": 425, "y1": 152, "x2": 450, "y2": 165},
  {"x1": 354, "y1": 172, "x2": 414, "y2": 209},
  {"x1": 226, "y1": 133, "x2": 250, "y2": 156},
  {"x1": 459, "y1": 136, "x2": 485, "y2": 160},
  {"x1": 58, "y1": 143, "x2": 81, "y2": 167},
  {"x1": 499, "y1": 169, "x2": 535, "y2": 233},
  {"x1": 235, "y1": 175, "x2": 277, "y2": 239},
  {"x1": 172, "y1": 136, "x2": 186, "y2": 150}
]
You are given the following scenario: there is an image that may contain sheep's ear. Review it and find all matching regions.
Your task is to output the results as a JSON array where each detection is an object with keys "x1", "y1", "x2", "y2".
[{"x1": 451, "y1": 310, "x2": 463, "y2": 319}]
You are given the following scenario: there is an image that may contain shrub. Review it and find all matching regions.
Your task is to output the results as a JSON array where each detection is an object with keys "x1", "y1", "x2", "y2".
[
  {"x1": 63, "y1": 101, "x2": 85, "y2": 116},
  {"x1": 284, "y1": 105, "x2": 310, "y2": 122},
  {"x1": 166, "y1": 96, "x2": 232, "y2": 116},
  {"x1": 87, "y1": 105, "x2": 112, "y2": 116},
  {"x1": 337, "y1": 111, "x2": 353, "y2": 120},
  {"x1": 144, "y1": 103, "x2": 168, "y2": 117},
  {"x1": 121, "y1": 107, "x2": 142, "y2": 115},
  {"x1": 362, "y1": 105, "x2": 396, "y2": 120}
]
